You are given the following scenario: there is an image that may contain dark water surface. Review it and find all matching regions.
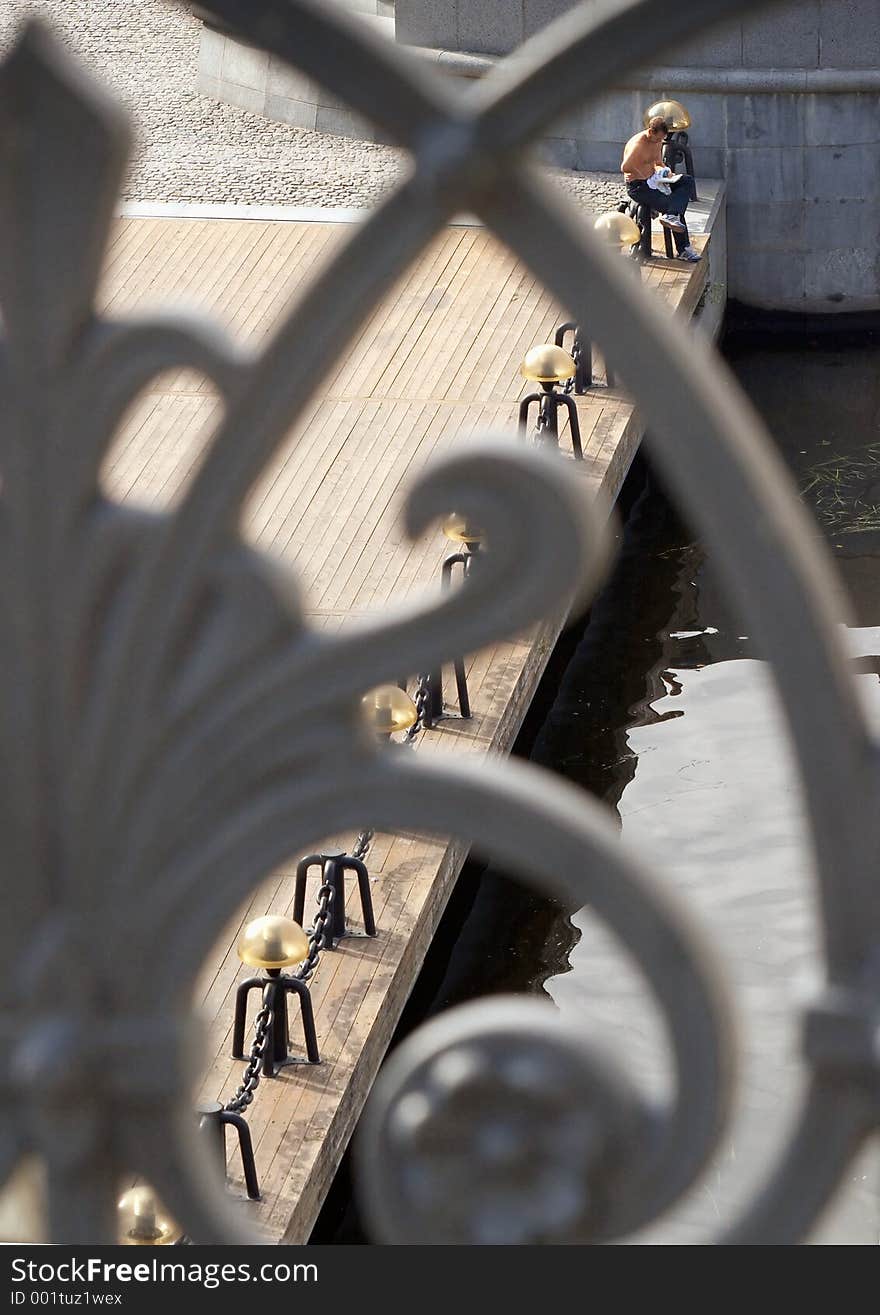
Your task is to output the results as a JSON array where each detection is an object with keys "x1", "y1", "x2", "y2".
[{"x1": 316, "y1": 331, "x2": 880, "y2": 1243}]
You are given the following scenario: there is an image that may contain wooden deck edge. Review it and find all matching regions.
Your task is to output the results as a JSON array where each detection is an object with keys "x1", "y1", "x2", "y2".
[
  {"x1": 280, "y1": 373, "x2": 647, "y2": 1244},
  {"x1": 99, "y1": 207, "x2": 722, "y2": 1244}
]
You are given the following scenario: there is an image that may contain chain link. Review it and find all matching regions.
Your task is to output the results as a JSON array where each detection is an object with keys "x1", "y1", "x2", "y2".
[
  {"x1": 224, "y1": 1002, "x2": 272, "y2": 1113},
  {"x1": 226, "y1": 883, "x2": 335, "y2": 1108},
  {"x1": 225, "y1": 672, "x2": 432, "y2": 1115},
  {"x1": 351, "y1": 827, "x2": 374, "y2": 862},
  {"x1": 404, "y1": 674, "x2": 431, "y2": 743},
  {"x1": 293, "y1": 880, "x2": 336, "y2": 981}
]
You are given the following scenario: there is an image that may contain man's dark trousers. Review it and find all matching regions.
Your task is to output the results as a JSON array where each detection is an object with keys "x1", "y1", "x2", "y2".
[{"x1": 626, "y1": 175, "x2": 696, "y2": 254}]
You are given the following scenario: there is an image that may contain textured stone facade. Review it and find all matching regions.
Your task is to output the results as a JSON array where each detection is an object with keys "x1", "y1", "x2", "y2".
[
  {"x1": 199, "y1": 1, "x2": 880, "y2": 312},
  {"x1": 393, "y1": 0, "x2": 880, "y2": 313},
  {"x1": 198, "y1": 9, "x2": 396, "y2": 139}
]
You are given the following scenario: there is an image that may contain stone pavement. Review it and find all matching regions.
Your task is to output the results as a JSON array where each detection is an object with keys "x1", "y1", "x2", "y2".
[{"x1": 0, "y1": 0, "x2": 624, "y2": 211}]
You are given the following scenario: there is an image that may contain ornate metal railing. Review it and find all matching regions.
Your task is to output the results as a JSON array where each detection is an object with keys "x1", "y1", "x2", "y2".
[{"x1": 0, "y1": 0, "x2": 876, "y2": 1244}]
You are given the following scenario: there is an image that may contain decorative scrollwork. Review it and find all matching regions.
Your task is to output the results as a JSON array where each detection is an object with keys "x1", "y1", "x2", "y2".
[
  {"x1": 0, "y1": 17, "x2": 614, "y2": 1245},
  {"x1": 357, "y1": 998, "x2": 649, "y2": 1244},
  {"x1": 0, "y1": 0, "x2": 876, "y2": 1245}
]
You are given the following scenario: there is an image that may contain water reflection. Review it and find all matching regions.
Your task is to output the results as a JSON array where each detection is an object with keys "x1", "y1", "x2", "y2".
[
  {"x1": 320, "y1": 338, "x2": 880, "y2": 1243},
  {"x1": 540, "y1": 341, "x2": 880, "y2": 1243},
  {"x1": 551, "y1": 640, "x2": 880, "y2": 1242},
  {"x1": 471, "y1": 340, "x2": 878, "y2": 1243}
]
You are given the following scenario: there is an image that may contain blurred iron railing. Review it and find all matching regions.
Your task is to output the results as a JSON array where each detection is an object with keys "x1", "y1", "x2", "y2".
[{"x1": 0, "y1": 0, "x2": 875, "y2": 1244}]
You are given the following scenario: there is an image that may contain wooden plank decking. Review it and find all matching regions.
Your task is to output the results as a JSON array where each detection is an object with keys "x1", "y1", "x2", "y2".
[{"x1": 97, "y1": 194, "x2": 717, "y2": 1242}]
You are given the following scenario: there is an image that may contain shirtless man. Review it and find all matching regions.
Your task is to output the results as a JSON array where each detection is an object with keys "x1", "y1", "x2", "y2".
[{"x1": 621, "y1": 114, "x2": 700, "y2": 261}]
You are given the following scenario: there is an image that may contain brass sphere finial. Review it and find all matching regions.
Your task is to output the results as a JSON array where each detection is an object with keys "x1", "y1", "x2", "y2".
[
  {"x1": 593, "y1": 210, "x2": 642, "y2": 248},
  {"x1": 118, "y1": 1187, "x2": 182, "y2": 1246},
  {"x1": 520, "y1": 344, "x2": 576, "y2": 385},
  {"x1": 237, "y1": 914, "x2": 310, "y2": 969},
  {"x1": 361, "y1": 684, "x2": 418, "y2": 735},
  {"x1": 442, "y1": 513, "x2": 483, "y2": 545},
  {"x1": 643, "y1": 99, "x2": 691, "y2": 131}
]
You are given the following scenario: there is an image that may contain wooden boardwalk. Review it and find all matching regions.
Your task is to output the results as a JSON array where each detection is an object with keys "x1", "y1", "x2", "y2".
[{"x1": 97, "y1": 194, "x2": 717, "y2": 1242}]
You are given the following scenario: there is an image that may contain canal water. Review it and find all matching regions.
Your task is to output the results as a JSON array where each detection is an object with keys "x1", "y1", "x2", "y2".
[{"x1": 315, "y1": 322, "x2": 880, "y2": 1244}]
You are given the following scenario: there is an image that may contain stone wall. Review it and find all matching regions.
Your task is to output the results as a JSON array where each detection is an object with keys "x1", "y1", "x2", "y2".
[
  {"x1": 397, "y1": 0, "x2": 879, "y2": 65},
  {"x1": 394, "y1": 0, "x2": 880, "y2": 313},
  {"x1": 198, "y1": 1, "x2": 880, "y2": 313},
  {"x1": 531, "y1": 66, "x2": 880, "y2": 314},
  {"x1": 197, "y1": 5, "x2": 396, "y2": 139}
]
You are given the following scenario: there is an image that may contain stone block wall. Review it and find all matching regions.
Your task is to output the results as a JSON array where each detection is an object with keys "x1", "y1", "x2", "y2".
[
  {"x1": 397, "y1": 0, "x2": 880, "y2": 67},
  {"x1": 198, "y1": 0, "x2": 880, "y2": 312},
  {"x1": 197, "y1": 2, "x2": 394, "y2": 140},
  {"x1": 394, "y1": 0, "x2": 880, "y2": 312}
]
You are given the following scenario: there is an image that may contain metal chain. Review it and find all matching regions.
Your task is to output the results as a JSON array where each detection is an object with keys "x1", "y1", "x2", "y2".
[
  {"x1": 566, "y1": 339, "x2": 583, "y2": 395},
  {"x1": 225, "y1": 882, "x2": 335, "y2": 1111},
  {"x1": 404, "y1": 674, "x2": 431, "y2": 744},
  {"x1": 293, "y1": 880, "x2": 336, "y2": 981},
  {"x1": 351, "y1": 828, "x2": 374, "y2": 862},
  {"x1": 224, "y1": 1002, "x2": 272, "y2": 1113},
  {"x1": 225, "y1": 673, "x2": 431, "y2": 1114}
]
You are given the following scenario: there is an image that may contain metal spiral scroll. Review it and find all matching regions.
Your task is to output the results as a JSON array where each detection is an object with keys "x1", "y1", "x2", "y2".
[{"x1": 0, "y1": 0, "x2": 876, "y2": 1244}]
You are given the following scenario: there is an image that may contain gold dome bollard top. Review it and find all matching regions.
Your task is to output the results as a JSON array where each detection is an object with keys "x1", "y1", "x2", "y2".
[
  {"x1": 442, "y1": 513, "x2": 483, "y2": 546},
  {"x1": 361, "y1": 684, "x2": 418, "y2": 735},
  {"x1": 237, "y1": 913, "x2": 310, "y2": 970},
  {"x1": 593, "y1": 210, "x2": 642, "y2": 249},
  {"x1": 118, "y1": 1186, "x2": 182, "y2": 1246},
  {"x1": 520, "y1": 344, "x2": 576, "y2": 385},
  {"x1": 643, "y1": 99, "x2": 691, "y2": 131}
]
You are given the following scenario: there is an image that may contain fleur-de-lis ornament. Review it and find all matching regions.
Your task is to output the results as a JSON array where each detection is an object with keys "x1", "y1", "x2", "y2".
[
  {"x1": 2, "y1": 0, "x2": 878, "y2": 1247},
  {"x1": 0, "y1": 23, "x2": 723, "y2": 1244}
]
